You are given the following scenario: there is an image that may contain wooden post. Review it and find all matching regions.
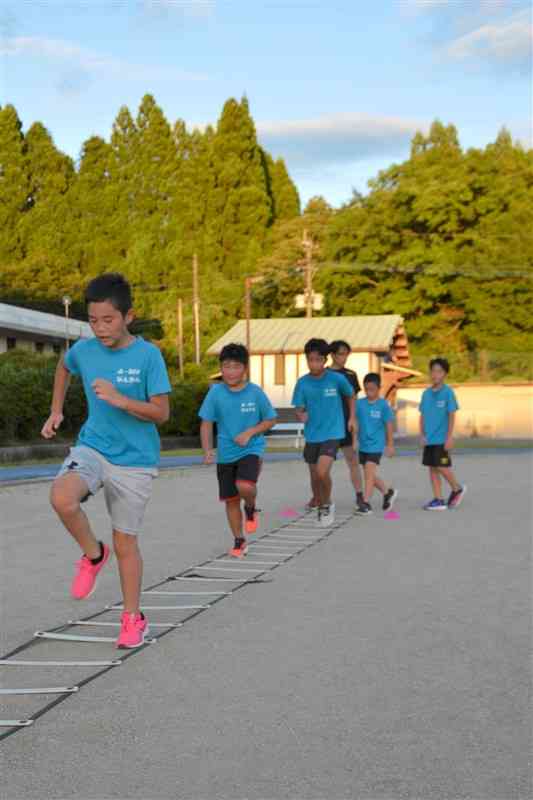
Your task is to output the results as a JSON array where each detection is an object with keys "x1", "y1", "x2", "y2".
[
  {"x1": 303, "y1": 229, "x2": 313, "y2": 319},
  {"x1": 192, "y1": 253, "x2": 200, "y2": 365},
  {"x1": 177, "y1": 298, "x2": 184, "y2": 379}
]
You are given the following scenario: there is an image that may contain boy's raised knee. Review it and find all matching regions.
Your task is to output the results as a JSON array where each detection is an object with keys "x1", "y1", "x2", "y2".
[{"x1": 50, "y1": 486, "x2": 80, "y2": 517}]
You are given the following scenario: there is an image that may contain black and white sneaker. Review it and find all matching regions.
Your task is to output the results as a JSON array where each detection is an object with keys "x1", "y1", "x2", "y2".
[
  {"x1": 382, "y1": 488, "x2": 398, "y2": 511},
  {"x1": 447, "y1": 485, "x2": 467, "y2": 509},
  {"x1": 356, "y1": 501, "x2": 373, "y2": 515}
]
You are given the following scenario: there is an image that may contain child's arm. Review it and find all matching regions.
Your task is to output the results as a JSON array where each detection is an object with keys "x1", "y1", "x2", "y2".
[
  {"x1": 445, "y1": 412, "x2": 456, "y2": 451},
  {"x1": 346, "y1": 394, "x2": 357, "y2": 434},
  {"x1": 41, "y1": 357, "x2": 72, "y2": 438},
  {"x1": 200, "y1": 420, "x2": 215, "y2": 464},
  {"x1": 385, "y1": 420, "x2": 395, "y2": 457},
  {"x1": 294, "y1": 406, "x2": 308, "y2": 423},
  {"x1": 91, "y1": 379, "x2": 169, "y2": 424},
  {"x1": 419, "y1": 412, "x2": 426, "y2": 446},
  {"x1": 234, "y1": 417, "x2": 277, "y2": 447}
]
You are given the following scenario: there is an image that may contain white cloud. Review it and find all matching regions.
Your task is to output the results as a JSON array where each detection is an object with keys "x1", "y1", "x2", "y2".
[
  {"x1": 443, "y1": 7, "x2": 532, "y2": 65},
  {"x1": 142, "y1": 0, "x2": 215, "y2": 18},
  {"x1": 403, "y1": 0, "x2": 509, "y2": 15},
  {"x1": 0, "y1": 35, "x2": 208, "y2": 82},
  {"x1": 256, "y1": 112, "x2": 428, "y2": 167}
]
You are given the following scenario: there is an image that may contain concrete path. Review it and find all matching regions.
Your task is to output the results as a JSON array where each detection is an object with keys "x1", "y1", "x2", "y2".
[{"x1": 1, "y1": 451, "x2": 531, "y2": 799}]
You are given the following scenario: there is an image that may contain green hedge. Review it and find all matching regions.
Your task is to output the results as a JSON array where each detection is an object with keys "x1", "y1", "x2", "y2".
[{"x1": 0, "y1": 349, "x2": 208, "y2": 445}]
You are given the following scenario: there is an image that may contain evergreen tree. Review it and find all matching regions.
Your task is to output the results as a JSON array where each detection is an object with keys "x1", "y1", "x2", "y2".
[
  {"x1": 205, "y1": 97, "x2": 272, "y2": 278},
  {"x1": 0, "y1": 105, "x2": 29, "y2": 264},
  {"x1": 270, "y1": 156, "x2": 300, "y2": 220}
]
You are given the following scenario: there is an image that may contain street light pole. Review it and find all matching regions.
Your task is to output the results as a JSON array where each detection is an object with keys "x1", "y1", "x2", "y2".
[{"x1": 62, "y1": 295, "x2": 71, "y2": 350}]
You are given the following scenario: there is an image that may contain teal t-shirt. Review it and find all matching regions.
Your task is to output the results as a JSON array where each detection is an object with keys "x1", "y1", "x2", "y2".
[
  {"x1": 198, "y1": 382, "x2": 277, "y2": 464},
  {"x1": 64, "y1": 336, "x2": 171, "y2": 467},
  {"x1": 357, "y1": 397, "x2": 394, "y2": 453},
  {"x1": 419, "y1": 384, "x2": 459, "y2": 445},
  {"x1": 292, "y1": 371, "x2": 353, "y2": 443}
]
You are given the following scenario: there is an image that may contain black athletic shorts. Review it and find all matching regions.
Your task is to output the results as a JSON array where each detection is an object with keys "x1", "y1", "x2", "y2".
[
  {"x1": 303, "y1": 440, "x2": 339, "y2": 464},
  {"x1": 217, "y1": 455, "x2": 261, "y2": 501},
  {"x1": 359, "y1": 451, "x2": 382, "y2": 465},
  {"x1": 423, "y1": 445, "x2": 452, "y2": 468}
]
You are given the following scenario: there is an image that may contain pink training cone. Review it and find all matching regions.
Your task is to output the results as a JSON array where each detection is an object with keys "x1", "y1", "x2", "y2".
[
  {"x1": 280, "y1": 507, "x2": 299, "y2": 518},
  {"x1": 384, "y1": 510, "x2": 400, "y2": 520}
]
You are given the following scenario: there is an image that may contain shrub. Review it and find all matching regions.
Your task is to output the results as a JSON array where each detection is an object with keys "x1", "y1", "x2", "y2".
[{"x1": 0, "y1": 349, "x2": 209, "y2": 444}]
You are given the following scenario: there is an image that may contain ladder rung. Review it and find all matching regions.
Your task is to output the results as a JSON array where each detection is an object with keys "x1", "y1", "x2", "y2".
[
  {"x1": 0, "y1": 686, "x2": 79, "y2": 695},
  {"x1": 0, "y1": 719, "x2": 34, "y2": 727}
]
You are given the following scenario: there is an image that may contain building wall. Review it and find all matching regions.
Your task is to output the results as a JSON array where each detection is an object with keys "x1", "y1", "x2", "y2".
[
  {"x1": 0, "y1": 330, "x2": 64, "y2": 355},
  {"x1": 396, "y1": 384, "x2": 533, "y2": 439},
  {"x1": 250, "y1": 351, "x2": 372, "y2": 408}
]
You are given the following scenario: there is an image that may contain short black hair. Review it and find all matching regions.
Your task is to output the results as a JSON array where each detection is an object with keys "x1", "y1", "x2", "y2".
[
  {"x1": 329, "y1": 339, "x2": 351, "y2": 354},
  {"x1": 304, "y1": 338, "x2": 329, "y2": 358},
  {"x1": 363, "y1": 372, "x2": 381, "y2": 388},
  {"x1": 220, "y1": 343, "x2": 249, "y2": 366},
  {"x1": 85, "y1": 272, "x2": 132, "y2": 315},
  {"x1": 429, "y1": 357, "x2": 450, "y2": 374}
]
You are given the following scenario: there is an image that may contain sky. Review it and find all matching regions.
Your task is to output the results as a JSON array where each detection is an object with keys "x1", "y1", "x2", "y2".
[{"x1": 1, "y1": 0, "x2": 531, "y2": 207}]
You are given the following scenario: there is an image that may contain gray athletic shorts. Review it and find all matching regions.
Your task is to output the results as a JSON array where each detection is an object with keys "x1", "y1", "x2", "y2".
[{"x1": 56, "y1": 446, "x2": 157, "y2": 535}]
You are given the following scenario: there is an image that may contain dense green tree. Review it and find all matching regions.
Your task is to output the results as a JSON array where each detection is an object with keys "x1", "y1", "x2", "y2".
[
  {"x1": 205, "y1": 97, "x2": 273, "y2": 278},
  {"x1": 0, "y1": 105, "x2": 28, "y2": 264}
]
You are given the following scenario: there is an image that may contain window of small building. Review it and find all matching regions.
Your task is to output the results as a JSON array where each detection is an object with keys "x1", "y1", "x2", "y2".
[
  {"x1": 53, "y1": 343, "x2": 61, "y2": 355},
  {"x1": 274, "y1": 353, "x2": 285, "y2": 385},
  {"x1": 6, "y1": 337, "x2": 16, "y2": 350},
  {"x1": 35, "y1": 342, "x2": 45, "y2": 354}
]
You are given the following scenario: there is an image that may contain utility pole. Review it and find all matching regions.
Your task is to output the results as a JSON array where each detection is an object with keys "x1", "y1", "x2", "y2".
[
  {"x1": 192, "y1": 253, "x2": 200, "y2": 365},
  {"x1": 245, "y1": 276, "x2": 252, "y2": 353},
  {"x1": 244, "y1": 275, "x2": 265, "y2": 353},
  {"x1": 177, "y1": 298, "x2": 184, "y2": 379},
  {"x1": 302, "y1": 229, "x2": 313, "y2": 318}
]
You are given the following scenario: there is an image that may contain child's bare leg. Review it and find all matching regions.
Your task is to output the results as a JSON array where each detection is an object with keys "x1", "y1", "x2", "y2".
[
  {"x1": 342, "y1": 446, "x2": 363, "y2": 494},
  {"x1": 438, "y1": 467, "x2": 461, "y2": 492},
  {"x1": 363, "y1": 462, "x2": 377, "y2": 502},
  {"x1": 50, "y1": 474, "x2": 100, "y2": 559},
  {"x1": 236, "y1": 480, "x2": 257, "y2": 510},
  {"x1": 113, "y1": 530, "x2": 142, "y2": 615},
  {"x1": 225, "y1": 498, "x2": 243, "y2": 538},
  {"x1": 429, "y1": 467, "x2": 443, "y2": 498},
  {"x1": 308, "y1": 464, "x2": 321, "y2": 503},
  {"x1": 316, "y1": 456, "x2": 334, "y2": 505},
  {"x1": 374, "y1": 474, "x2": 389, "y2": 495}
]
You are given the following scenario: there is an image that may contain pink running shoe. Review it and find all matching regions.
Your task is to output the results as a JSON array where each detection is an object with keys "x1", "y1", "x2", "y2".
[
  {"x1": 70, "y1": 543, "x2": 111, "y2": 600},
  {"x1": 116, "y1": 612, "x2": 149, "y2": 649}
]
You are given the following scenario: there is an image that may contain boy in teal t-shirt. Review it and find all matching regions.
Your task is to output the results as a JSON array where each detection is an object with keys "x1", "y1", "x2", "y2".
[
  {"x1": 199, "y1": 343, "x2": 277, "y2": 558},
  {"x1": 41, "y1": 273, "x2": 171, "y2": 649},
  {"x1": 419, "y1": 358, "x2": 466, "y2": 511},
  {"x1": 356, "y1": 373, "x2": 397, "y2": 515},
  {"x1": 292, "y1": 338, "x2": 355, "y2": 528}
]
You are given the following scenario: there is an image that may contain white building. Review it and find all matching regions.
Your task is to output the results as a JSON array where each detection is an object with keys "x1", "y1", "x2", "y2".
[
  {"x1": 207, "y1": 315, "x2": 418, "y2": 408},
  {"x1": 0, "y1": 303, "x2": 93, "y2": 355}
]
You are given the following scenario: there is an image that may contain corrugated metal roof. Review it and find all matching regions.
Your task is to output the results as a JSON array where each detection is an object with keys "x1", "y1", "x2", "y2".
[
  {"x1": 0, "y1": 303, "x2": 93, "y2": 340},
  {"x1": 206, "y1": 315, "x2": 404, "y2": 355}
]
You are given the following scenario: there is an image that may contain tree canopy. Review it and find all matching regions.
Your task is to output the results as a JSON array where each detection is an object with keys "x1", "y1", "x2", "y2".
[{"x1": 0, "y1": 100, "x2": 531, "y2": 380}]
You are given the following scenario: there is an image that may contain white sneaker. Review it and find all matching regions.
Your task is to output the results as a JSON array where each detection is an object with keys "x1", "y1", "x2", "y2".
[{"x1": 319, "y1": 504, "x2": 335, "y2": 527}]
